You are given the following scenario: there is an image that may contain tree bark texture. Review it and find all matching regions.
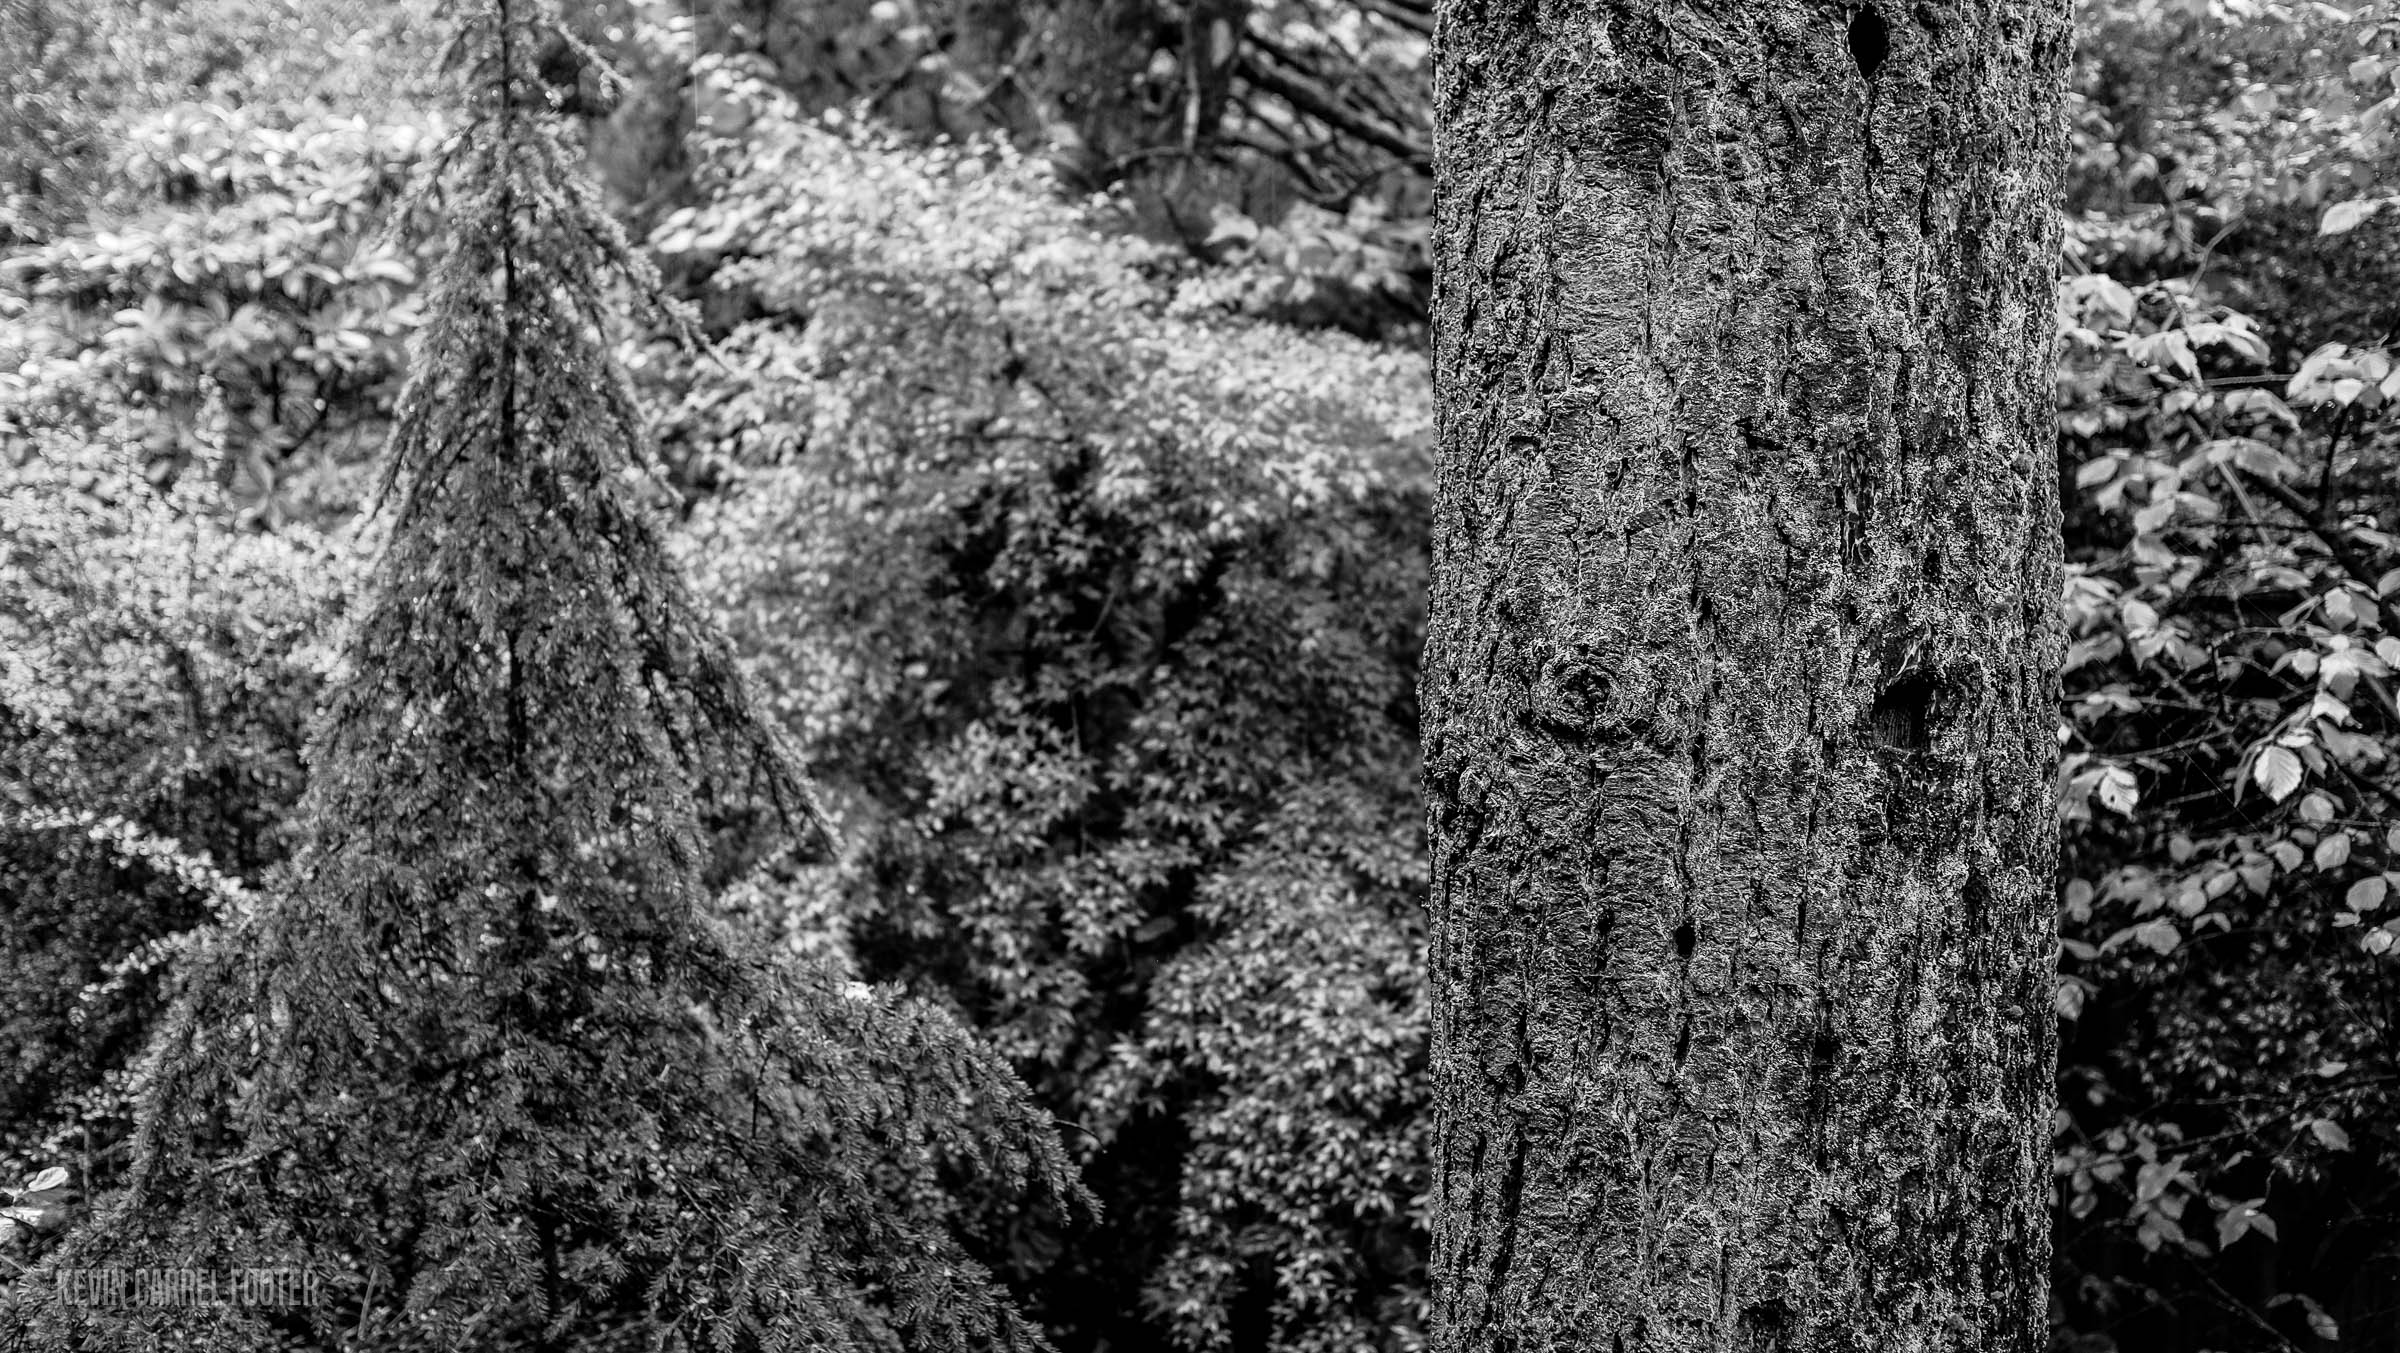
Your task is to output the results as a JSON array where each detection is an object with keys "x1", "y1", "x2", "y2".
[{"x1": 1419, "y1": 3, "x2": 2069, "y2": 1351}]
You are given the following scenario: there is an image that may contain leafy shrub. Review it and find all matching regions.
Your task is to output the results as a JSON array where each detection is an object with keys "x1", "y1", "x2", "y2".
[
  {"x1": 2048, "y1": 5, "x2": 2400, "y2": 1342},
  {"x1": 654, "y1": 69, "x2": 1434, "y2": 1353},
  {"x1": 0, "y1": 396, "x2": 349, "y2": 1190}
]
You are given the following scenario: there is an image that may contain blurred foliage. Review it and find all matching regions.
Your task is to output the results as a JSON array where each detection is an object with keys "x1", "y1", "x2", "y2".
[
  {"x1": 2, "y1": 102, "x2": 441, "y2": 525},
  {"x1": 0, "y1": 0, "x2": 441, "y2": 241},
  {"x1": 643, "y1": 0, "x2": 1432, "y2": 196},
  {"x1": 572, "y1": 0, "x2": 1433, "y2": 340},
  {"x1": 6, "y1": 0, "x2": 2400, "y2": 1351}
]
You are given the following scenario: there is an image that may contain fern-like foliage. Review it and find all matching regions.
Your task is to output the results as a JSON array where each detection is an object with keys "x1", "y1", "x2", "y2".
[{"x1": 5, "y1": 3, "x2": 1082, "y2": 1349}]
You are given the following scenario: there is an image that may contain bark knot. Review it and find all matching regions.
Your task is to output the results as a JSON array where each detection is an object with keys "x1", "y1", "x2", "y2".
[{"x1": 1531, "y1": 645, "x2": 1618, "y2": 738}]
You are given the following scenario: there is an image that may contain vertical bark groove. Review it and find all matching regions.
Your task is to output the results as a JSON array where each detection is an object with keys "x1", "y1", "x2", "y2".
[{"x1": 1422, "y1": 2, "x2": 2069, "y2": 1350}]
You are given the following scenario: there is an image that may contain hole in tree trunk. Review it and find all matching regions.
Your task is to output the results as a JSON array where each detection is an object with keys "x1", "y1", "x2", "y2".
[
  {"x1": 1870, "y1": 672, "x2": 1935, "y2": 753},
  {"x1": 1672, "y1": 920, "x2": 1697, "y2": 959},
  {"x1": 1739, "y1": 1299, "x2": 1795, "y2": 1352},
  {"x1": 1847, "y1": 6, "x2": 1890, "y2": 79}
]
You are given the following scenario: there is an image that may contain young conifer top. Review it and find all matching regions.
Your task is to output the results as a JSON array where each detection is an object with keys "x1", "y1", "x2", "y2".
[{"x1": 10, "y1": 2, "x2": 1080, "y2": 1348}]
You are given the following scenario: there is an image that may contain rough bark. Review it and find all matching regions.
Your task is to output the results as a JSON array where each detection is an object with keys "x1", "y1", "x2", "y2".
[{"x1": 1418, "y1": 3, "x2": 2070, "y2": 1351}]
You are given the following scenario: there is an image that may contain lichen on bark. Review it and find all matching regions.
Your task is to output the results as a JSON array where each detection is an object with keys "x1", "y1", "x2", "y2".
[{"x1": 1420, "y1": 3, "x2": 2071, "y2": 1350}]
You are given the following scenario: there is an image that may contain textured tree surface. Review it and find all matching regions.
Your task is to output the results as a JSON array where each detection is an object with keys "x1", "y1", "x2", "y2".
[{"x1": 1419, "y1": 3, "x2": 2070, "y2": 1350}]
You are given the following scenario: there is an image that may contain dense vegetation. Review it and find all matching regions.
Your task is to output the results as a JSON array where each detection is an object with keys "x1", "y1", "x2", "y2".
[{"x1": 2, "y1": 0, "x2": 2395, "y2": 1349}]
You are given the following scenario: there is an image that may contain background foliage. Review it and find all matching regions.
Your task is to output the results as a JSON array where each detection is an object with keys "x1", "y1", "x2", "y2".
[{"x1": 3, "y1": 1, "x2": 2397, "y2": 1350}]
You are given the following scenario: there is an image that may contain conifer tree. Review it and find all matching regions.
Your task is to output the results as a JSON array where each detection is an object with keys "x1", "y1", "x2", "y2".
[{"x1": 10, "y1": 2, "x2": 1081, "y2": 1348}]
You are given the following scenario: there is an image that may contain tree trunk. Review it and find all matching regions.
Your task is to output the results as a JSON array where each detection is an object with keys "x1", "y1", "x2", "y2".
[{"x1": 1419, "y1": 3, "x2": 2070, "y2": 1351}]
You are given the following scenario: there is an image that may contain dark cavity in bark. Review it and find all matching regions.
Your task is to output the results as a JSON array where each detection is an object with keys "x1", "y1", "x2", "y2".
[{"x1": 1848, "y1": 6, "x2": 1890, "y2": 78}]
